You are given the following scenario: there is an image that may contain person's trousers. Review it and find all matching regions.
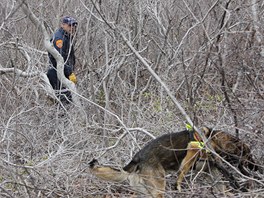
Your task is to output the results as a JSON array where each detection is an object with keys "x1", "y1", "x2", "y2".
[{"x1": 47, "y1": 68, "x2": 72, "y2": 103}]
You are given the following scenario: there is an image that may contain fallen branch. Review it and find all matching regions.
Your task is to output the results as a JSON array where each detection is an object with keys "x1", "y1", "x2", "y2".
[{"x1": 0, "y1": 65, "x2": 56, "y2": 99}]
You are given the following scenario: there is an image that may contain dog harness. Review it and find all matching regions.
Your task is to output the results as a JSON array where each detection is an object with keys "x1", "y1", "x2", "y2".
[
  {"x1": 190, "y1": 141, "x2": 205, "y2": 149},
  {"x1": 186, "y1": 126, "x2": 210, "y2": 153}
]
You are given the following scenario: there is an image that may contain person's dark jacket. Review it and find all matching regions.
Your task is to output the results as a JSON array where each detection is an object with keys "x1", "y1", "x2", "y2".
[{"x1": 48, "y1": 27, "x2": 75, "y2": 78}]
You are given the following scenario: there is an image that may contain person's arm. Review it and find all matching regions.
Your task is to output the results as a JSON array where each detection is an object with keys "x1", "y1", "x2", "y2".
[
  {"x1": 53, "y1": 33, "x2": 76, "y2": 83},
  {"x1": 64, "y1": 41, "x2": 76, "y2": 82},
  {"x1": 53, "y1": 36, "x2": 68, "y2": 61},
  {"x1": 64, "y1": 65, "x2": 73, "y2": 78},
  {"x1": 52, "y1": 35, "x2": 72, "y2": 76}
]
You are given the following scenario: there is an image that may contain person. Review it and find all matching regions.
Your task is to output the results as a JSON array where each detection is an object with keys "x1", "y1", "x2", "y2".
[{"x1": 47, "y1": 16, "x2": 78, "y2": 104}]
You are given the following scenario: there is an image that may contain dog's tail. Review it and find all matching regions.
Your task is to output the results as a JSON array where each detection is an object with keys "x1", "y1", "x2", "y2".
[{"x1": 89, "y1": 159, "x2": 129, "y2": 182}]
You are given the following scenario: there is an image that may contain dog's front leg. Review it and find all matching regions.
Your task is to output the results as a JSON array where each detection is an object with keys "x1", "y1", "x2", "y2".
[{"x1": 177, "y1": 142, "x2": 204, "y2": 192}]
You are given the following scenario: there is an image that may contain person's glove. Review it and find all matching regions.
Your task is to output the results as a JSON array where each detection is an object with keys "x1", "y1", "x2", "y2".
[{"x1": 69, "y1": 73, "x2": 77, "y2": 84}]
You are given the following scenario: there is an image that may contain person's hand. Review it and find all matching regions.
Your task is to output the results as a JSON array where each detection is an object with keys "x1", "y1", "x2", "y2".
[{"x1": 69, "y1": 73, "x2": 77, "y2": 84}]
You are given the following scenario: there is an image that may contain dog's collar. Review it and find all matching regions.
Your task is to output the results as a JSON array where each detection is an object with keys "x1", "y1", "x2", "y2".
[
  {"x1": 186, "y1": 124, "x2": 202, "y2": 142},
  {"x1": 188, "y1": 130, "x2": 202, "y2": 142},
  {"x1": 193, "y1": 131, "x2": 202, "y2": 142}
]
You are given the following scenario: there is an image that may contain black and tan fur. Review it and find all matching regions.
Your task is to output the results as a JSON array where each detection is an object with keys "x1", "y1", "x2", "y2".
[
  {"x1": 176, "y1": 127, "x2": 259, "y2": 192},
  {"x1": 89, "y1": 127, "x2": 259, "y2": 197},
  {"x1": 203, "y1": 127, "x2": 259, "y2": 174}
]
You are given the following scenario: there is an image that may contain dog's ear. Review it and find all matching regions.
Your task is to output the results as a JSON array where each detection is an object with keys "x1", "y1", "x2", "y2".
[
  {"x1": 202, "y1": 126, "x2": 211, "y2": 137},
  {"x1": 89, "y1": 158, "x2": 99, "y2": 168}
]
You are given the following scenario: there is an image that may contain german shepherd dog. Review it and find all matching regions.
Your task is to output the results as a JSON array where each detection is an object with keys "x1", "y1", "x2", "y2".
[{"x1": 89, "y1": 127, "x2": 259, "y2": 197}]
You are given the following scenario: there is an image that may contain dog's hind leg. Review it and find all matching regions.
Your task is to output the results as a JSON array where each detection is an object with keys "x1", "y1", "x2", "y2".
[
  {"x1": 135, "y1": 164, "x2": 166, "y2": 198},
  {"x1": 177, "y1": 142, "x2": 205, "y2": 192}
]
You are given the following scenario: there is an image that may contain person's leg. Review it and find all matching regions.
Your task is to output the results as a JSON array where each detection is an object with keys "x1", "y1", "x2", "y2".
[
  {"x1": 47, "y1": 68, "x2": 72, "y2": 103},
  {"x1": 47, "y1": 68, "x2": 60, "y2": 89},
  {"x1": 59, "y1": 89, "x2": 72, "y2": 104}
]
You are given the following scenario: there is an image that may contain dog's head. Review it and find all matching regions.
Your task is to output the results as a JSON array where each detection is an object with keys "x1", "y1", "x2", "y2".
[{"x1": 202, "y1": 127, "x2": 261, "y2": 172}]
